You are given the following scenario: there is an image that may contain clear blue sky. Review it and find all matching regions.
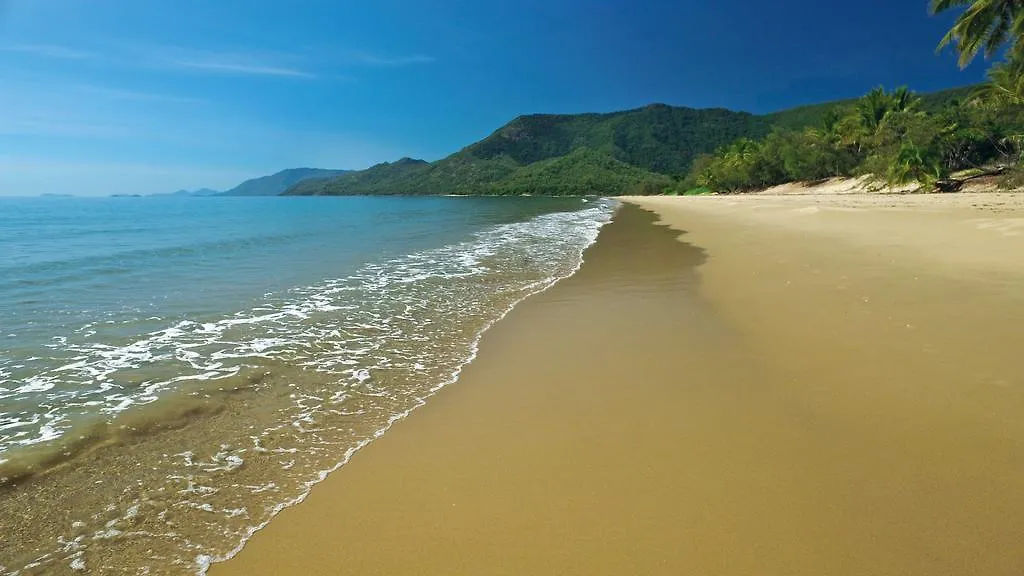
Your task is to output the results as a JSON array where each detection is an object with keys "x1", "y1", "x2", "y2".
[{"x1": 0, "y1": 0, "x2": 987, "y2": 195}]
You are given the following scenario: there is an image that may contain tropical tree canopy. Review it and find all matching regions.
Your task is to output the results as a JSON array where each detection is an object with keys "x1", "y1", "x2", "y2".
[
  {"x1": 974, "y1": 52, "x2": 1024, "y2": 105},
  {"x1": 931, "y1": 0, "x2": 1024, "y2": 67},
  {"x1": 680, "y1": 84, "x2": 1024, "y2": 193}
]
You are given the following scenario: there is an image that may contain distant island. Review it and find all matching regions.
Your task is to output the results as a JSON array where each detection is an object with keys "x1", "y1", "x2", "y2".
[
  {"x1": 149, "y1": 188, "x2": 222, "y2": 197},
  {"x1": 282, "y1": 84, "x2": 1022, "y2": 196}
]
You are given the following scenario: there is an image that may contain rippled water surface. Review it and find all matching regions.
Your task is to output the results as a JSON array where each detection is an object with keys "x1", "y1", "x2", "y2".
[{"x1": 0, "y1": 195, "x2": 614, "y2": 574}]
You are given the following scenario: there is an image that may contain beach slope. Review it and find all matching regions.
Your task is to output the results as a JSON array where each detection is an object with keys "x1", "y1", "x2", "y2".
[{"x1": 214, "y1": 193, "x2": 1024, "y2": 575}]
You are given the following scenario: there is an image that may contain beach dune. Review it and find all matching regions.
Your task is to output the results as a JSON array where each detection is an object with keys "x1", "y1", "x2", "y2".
[{"x1": 214, "y1": 193, "x2": 1024, "y2": 575}]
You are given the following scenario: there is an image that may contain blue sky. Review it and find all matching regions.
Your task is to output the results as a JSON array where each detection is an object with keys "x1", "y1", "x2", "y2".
[{"x1": 0, "y1": 0, "x2": 988, "y2": 196}]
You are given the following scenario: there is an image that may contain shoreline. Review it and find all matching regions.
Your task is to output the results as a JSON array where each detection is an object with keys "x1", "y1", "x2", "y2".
[
  {"x1": 214, "y1": 193, "x2": 1024, "y2": 575},
  {"x1": 200, "y1": 203, "x2": 615, "y2": 572},
  {"x1": 0, "y1": 198, "x2": 614, "y2": 575}
]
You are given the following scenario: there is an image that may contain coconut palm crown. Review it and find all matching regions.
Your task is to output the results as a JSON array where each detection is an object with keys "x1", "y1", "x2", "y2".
[{"x1": 931, "y1": 0, "x2": 1024, "y2": 67}]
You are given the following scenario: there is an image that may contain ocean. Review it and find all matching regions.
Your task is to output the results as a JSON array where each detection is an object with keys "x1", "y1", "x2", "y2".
[{"x1": 0, "y1": 195, "x2": 614, "y2": 574}]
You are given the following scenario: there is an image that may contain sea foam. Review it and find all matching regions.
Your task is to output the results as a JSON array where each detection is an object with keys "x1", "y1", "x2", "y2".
[{"x1": 0, "y1": 198, "x2": 616, "y2": 575}]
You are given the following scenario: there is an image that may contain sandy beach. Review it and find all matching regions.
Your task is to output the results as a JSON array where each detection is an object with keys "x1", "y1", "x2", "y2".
[{"x1": 213, "y1": 192, "x2": 1024, "y2": 575}]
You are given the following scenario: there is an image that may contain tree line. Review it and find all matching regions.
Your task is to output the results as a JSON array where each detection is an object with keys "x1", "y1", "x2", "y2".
[{"x1": 678, "y1": 0, "x2": 1024, "y2": 194}]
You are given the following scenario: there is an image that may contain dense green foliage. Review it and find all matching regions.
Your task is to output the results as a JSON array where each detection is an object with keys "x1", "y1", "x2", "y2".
[
  {"x1": 685, "y1": 85, "x2": 1024, "y2": 192},
  {"x1": 219, "y1": 168, "x2": 350, "y2": 196},
  {"x1": 762, "y1": 86, "x2": 977, "y2": 132},
  {"x1": 685, "y1": 0, "x2": 1024, "y2": 194},
  {"x1": 488, "y1": 148, "x2": 671, "y2": 196},
  {"x1": 465, "y1": 104, "x2": 770, "y2": 174}
]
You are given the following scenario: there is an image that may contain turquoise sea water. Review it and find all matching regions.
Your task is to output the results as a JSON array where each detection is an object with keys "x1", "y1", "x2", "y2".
[{"x1": 0, "y1": 195, "x2": 614, "y2": 574}]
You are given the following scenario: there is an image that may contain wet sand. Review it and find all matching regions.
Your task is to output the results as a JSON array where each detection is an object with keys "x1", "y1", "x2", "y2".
[{"x1": 213, "y1": 194, "x2": 1024, "y2": 575}]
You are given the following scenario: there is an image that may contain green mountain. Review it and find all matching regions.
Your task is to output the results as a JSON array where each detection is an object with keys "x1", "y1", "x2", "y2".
[
  {"x1": 286, "y1": 158, "x2": 432, "y2": 196},
  {"x1": 220, "y1": 168, "x2": 350, "y2": 196},
  {"x1": 287, "y1": 85, "x2": 977, "y2": 197},
  {"x1": 487, "y1": 148, "x2": 668, "y2": 196},
  {"x1": 462, "y1": 104, "x2": 769, "y2": 174},
  {"x1": 286, "y1": 105, "x2": 764, "y2": 196}
]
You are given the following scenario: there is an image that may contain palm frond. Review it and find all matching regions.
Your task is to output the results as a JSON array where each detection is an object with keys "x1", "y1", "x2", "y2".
[
  {"x1": 934, "y1": 0, "x2": 1023, "y2": 68},
  {"x1": 930, "y1": 0, "x2": 975, "y2": 14}
]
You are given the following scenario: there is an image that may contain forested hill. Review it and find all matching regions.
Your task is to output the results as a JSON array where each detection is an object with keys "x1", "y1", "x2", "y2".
[
  {"x1": 461, "y1": 104, "x2": 769, "y2": 175},
  {"x1": 219, "y1": 168, "x2": 350, "y2": 196},
  {"x1": 286, "y1": 85, "x2": 975, "y2": 197}
]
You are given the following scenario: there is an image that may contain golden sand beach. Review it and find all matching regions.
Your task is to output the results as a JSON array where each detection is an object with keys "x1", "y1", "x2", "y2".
[{"x1": 213, "y1": 193, "x2": 1024, "y2": 575}]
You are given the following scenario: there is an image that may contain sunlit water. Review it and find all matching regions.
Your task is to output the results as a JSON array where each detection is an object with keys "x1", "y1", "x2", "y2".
[{"x1": 0, "y1": 195, "x2": 614, "y2": 574}]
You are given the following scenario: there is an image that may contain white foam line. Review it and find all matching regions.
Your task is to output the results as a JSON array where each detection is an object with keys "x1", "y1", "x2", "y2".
[
  {"x1": 1, "y1": 199, "x2": 619, "y2": 574},
  {"x1": 199, "y1": 199, "x2": 618, "y2": 574}
]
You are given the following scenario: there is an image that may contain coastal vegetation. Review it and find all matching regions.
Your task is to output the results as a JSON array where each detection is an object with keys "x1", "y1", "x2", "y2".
[
  {"x1": 289, "y1": 1, "x2": 1024, "y2": 197},
  {"x1": 684, "y1": 85, "x2": 1024, "y2": 193},
  {"x1": 685, "y1": 0, "x2": 1024, "y2": 194}
]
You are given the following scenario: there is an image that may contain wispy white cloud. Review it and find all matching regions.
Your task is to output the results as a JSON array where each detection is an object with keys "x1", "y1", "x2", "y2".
[
  {"x1": 169, "y1": 59, "x2": 314, "y2": 78},
  {"x1": 70, "y1": 84, "x2": 205, "y2": 104},
  {"x1": 4, "y1": 41, "x2": 317, "y2": 79},
  {"x1": 0, "y1": 43, "x2": 95, "y2": 60},
  {"x1": 149, "y1": 47, "x2": 315, "y2": 78},
  {"x1": 2, "y1": 41, "x2": 432, "y2": 77},
  {"x1": 348, "y1": 51, "x2": 436, "y2": 67}
]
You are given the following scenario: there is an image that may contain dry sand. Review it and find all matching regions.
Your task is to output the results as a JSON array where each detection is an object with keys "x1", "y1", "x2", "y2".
[{"x1": 213, "y1": 193, "x2": 1024, "y2": 575}]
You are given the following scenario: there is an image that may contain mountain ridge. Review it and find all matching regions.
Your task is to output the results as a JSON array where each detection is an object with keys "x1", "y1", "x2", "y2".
[
  {"x1": 218, "y1": 168, "x2": 351, "y2": 196},
  {"x1": 286, "y1": 84, "x2": 976, "y2": 197}
]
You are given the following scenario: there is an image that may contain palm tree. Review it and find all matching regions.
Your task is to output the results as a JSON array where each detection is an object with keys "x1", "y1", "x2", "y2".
[
  {"x1": 854, "y1": 87, "x2": 924, "y2": 145},
  {"x1": 888, "y1": 141, "x2": 946, "y2": 189},
  {"x1": 720, "y1": 139, "x2": 758, "y2": 170},
  {"x1": 891, "y1": 86, "x2": 923, "y2": 113},
  {"x1": 821, "y1": 108, "x2": 843, "y2": 137},
  {"x1": 857, "y1": 87, "x2": 895, "y2": 133},
  {"x1": 931, "y1": 0, "x2": 1024, "y2": 68},
  {"x1": 707, "y1": 139, "x2": 761, "y2": 192},
  {"x1": 973, "y1": 52, "x2": 1024, "y2": 105}
]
